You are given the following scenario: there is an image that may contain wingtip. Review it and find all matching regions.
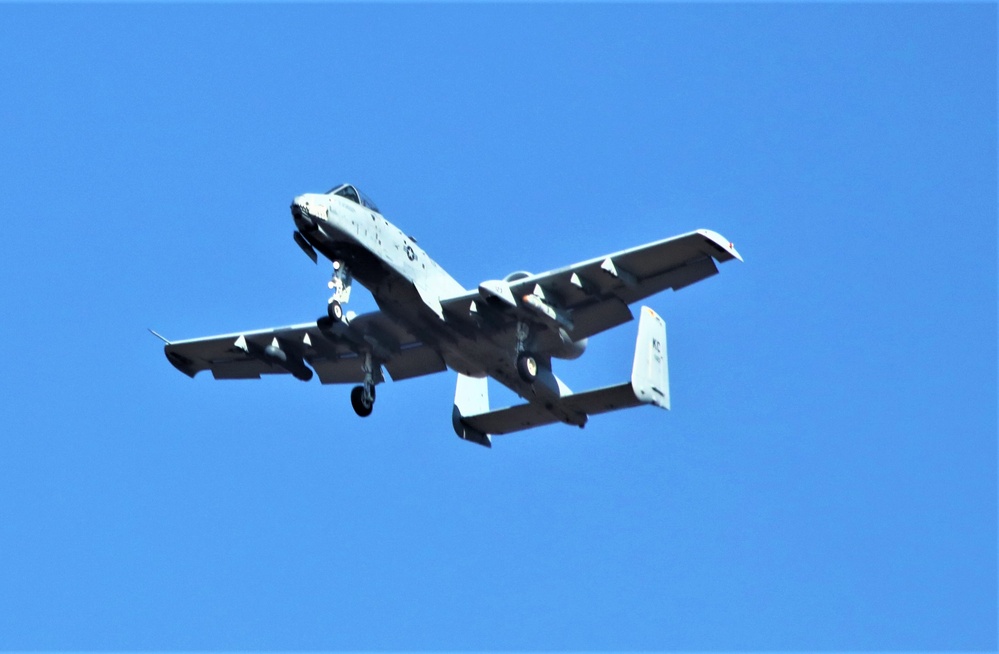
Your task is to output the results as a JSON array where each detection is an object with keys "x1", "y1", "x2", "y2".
[{"x1": 697, "y1": 229, "x2": 744, "y2": 263}]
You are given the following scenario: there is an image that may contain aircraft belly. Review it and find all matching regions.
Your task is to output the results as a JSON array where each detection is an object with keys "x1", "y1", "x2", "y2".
[
  {"x1": 369, "y1": 287, "x2": 491, "y2": 379},
  {"x1": 437, "y1": 330, "x2": 568, "y2": 406}
]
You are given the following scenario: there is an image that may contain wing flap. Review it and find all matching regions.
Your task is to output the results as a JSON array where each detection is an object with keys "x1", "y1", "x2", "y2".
[
  {"x1": 210, "y1": 360, "x2": 274, "y2": 380},
  {"x1": 309, "y1": 354, "x2": 366, "y2": 384},
  {"x1": 615, "y1": 255, "x2": 718, "y2": 305},
  {"x1": 565, "y1": 296, "x2": 633, "y2": 342},
  {"x1": 383, "y1": 343, "x2": 448, "y2": 381}
]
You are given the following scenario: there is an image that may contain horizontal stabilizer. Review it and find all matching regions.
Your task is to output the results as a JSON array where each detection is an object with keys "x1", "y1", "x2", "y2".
[
  {"x1": 459, "y1": 401, "x2": 561, "y2": 436},
  {"x1": 452, "y1": 306, "x2": 669, "y2": 443}
]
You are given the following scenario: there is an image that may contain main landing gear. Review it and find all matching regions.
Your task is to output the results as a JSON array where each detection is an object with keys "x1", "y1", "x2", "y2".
[
  {"x1": 517, "y1": 352, "x2": 538, "y2": 383},
  {"x1": 350, "y1": 384, "x2": 375, "y2": 417},
  {"x1": 350, "y1": 352, "x2": 377, "y2": 418},
  {"x1": 514, "y1": 320, "x2": 538, "y2": 383}
]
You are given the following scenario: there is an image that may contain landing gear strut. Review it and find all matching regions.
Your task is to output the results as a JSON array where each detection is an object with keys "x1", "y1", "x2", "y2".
[
  {"x1": 514, "y1": 320, "x2": 538, "y2": 383},
  {"x1": 350, "y1": 351, "x2": 377, "y2": 417}
]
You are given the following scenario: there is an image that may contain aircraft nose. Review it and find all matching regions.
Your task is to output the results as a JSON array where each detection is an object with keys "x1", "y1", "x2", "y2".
[
  {"x1": 291, "y1": 194, "x2": 311, "y2": 213},
  {"x1": 291, "y1": 197, "x2": 308, "y2": 226},
  {"x1": 291, "y1": 194, "x2": 323, "y2": 230}
]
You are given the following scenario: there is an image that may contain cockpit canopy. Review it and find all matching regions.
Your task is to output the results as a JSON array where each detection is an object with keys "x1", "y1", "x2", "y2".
[{"x1": 327, "y1": 184, "x2": 380, "y2": 213}]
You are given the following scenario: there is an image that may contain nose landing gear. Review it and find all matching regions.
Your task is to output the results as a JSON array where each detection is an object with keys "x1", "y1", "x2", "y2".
[{"x1": 326, "y1": 259, "x2": 352, "y2": 323}]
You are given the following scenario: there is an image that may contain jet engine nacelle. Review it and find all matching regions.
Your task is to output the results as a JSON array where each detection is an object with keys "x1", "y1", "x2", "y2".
[{"x1": 504, "y1": 270, "x2": 533, "y2": 282}]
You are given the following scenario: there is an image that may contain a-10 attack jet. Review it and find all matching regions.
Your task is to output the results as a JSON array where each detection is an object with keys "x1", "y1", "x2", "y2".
[{"x1": 156, "y1": 184, "x2": 741, "y2": 447}]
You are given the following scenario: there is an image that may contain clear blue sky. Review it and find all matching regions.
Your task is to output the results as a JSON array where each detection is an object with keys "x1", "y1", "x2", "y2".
[{"x1": 0, "y1": 3, "x2": 995, "y2": 650}]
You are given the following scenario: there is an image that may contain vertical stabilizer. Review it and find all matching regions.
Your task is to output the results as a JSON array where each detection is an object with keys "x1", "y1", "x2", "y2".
[
  {"x1": 452, "y1": 373, "x2": 492, "y2": 447},
  {"x1": 631, "y1": 306, "x2": 670, "y2": 410}
]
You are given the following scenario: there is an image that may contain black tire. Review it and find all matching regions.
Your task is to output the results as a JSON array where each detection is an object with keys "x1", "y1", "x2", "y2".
[
  {"x1": 350, "y1": 385, "x2": 374, "y2": 417},
  {"x1": 516, "y1": 353, "x2": 538, "y2": 383},
  {"x1": 328, "y1": 299, "x2": 343, "y2": 321}
]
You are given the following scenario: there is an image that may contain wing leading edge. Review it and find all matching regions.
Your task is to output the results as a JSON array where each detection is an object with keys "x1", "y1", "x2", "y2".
[{"x1": 441, "y1": 229, "x2": 741, "y2": 342}]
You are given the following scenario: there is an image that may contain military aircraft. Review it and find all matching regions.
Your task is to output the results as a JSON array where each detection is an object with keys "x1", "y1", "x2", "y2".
[{"x1": 155, "y1": 183, "x2": 741, "y2": 447}]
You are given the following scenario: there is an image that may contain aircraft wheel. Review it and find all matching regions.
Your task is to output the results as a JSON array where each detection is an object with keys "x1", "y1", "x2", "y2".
[
  {"x1": 516, "y1": 353, "x2": 538, "y2": 383},
  {"x1": 351, "y1": 385, "x2": 374, "y2": 417},
  {"x1": 328, "y1": 299, "x2": 344, "y2": 322}
]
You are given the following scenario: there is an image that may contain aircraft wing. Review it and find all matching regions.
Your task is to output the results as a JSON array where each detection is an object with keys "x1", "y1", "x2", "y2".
[
  {"x1": 162, "y1": 311, "x2": 447, "y2": 384},
  {"x1": 442, "y1": 229, "x2": 742, "y2": 341}
]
